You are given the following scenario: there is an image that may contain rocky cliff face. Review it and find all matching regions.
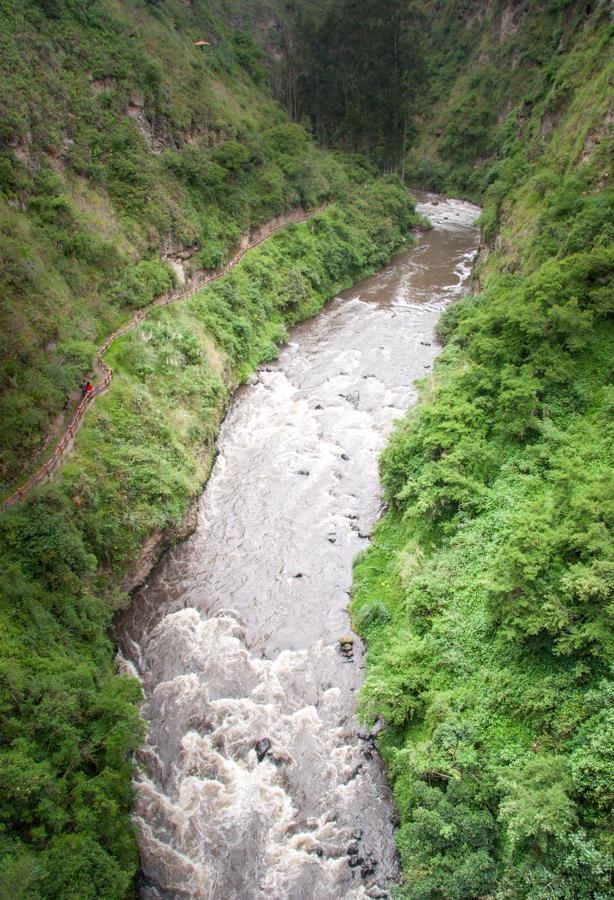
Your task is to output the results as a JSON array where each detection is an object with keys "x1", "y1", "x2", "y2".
[{"x1": 405, "y1": 0, "x2": 612, "y2": 198}]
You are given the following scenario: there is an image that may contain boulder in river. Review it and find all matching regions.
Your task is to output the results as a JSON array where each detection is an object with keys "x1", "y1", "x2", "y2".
[
  {"x1": 339, "y1": 390, "x2": 360, "y2": 407},
  {"x1": 337, "y1": 634, "x2": 354, "y2": 660},
  {"x1": 254, "y1": 738, "x2": 271, "y2": 762}
]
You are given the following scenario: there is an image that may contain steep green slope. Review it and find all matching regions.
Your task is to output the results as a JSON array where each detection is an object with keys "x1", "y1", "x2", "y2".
[
  {"x1": 352, "y1": 2, "x2": 614, "y2": 898},
  {"x1": 0, "y1": 175, "x2": 418, "y2": 897},
  {"x1": 0, "y1": 0, "x2": 346, "y2": 491},
  {"x1": 1, "y1": 0, "x2": 612, "y2": 895},
  {"x1": 406, "y1": 0, "x2": 612, "y2": 198},
  {"x1": 0, "y1": 1, "x2": 423, "y2": 895}
]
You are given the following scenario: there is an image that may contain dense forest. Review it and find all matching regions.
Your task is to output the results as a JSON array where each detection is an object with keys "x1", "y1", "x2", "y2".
[{"x1": 0, "y1": 0, "x2": 612, "y2": 896}]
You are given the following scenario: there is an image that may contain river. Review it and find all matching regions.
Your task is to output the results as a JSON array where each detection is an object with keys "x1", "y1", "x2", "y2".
[{"x1": 117, "y1": 193, "x2": 481, "y2": 899}]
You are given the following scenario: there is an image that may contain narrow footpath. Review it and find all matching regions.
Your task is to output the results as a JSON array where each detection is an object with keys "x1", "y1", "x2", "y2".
[{"x1": 2, "y1": 206, "x2": 322, "y2": 510}]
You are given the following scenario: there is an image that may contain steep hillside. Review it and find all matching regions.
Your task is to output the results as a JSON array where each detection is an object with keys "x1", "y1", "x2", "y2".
[
  {"x1": 352, "y1": 2, "x2": 614, "y2": 898},
  {"x1": 1, "y1": 0, "x2": 612, "y2": 896},
  {"x1": 406, "y1": 0, "x2": 613, "y2": 197},
  {"x1": 0, "y1": 0, "x2": 348, "y2": 492},
  {"x1": 0, "y1": 1, "x2": 423, "y2": 895}
]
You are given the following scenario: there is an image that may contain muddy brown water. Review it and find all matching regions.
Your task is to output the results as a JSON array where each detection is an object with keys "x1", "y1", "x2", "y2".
[{"x1": 117, "y1": 193, "x2": 481, "y2": 899}]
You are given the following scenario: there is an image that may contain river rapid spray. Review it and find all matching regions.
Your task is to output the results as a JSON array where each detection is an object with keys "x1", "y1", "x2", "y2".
[{"x1": 116, "y1": 194, "x2": 481, "y2": 899}]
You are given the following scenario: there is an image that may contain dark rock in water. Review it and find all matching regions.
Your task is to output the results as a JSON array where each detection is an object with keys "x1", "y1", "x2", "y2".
[
  {"x1": 311, "y1": 846, "x2": 323, "y2": 857},
  {"x1": 269, "y1": 753, "x2": 285, "y2": 767},
  {"x1": 390, "y1": 812, "x2": 401, "y2": 827},
  {"x1": 347, "y1": 841, "x2": 360, "y2": 856},
  {"x1": 352, "y1": 829, "x2": 363, "y2": 841},
  {"x1": 424, "y1": 364, "x2": 431, "y2": 369},
  {"x1": 254, "y1": 738, "x2": 271, "y2": 762},
  {"x1": 363, "y1": 749, "x2": 374, "y2": 760},
  {"x1": 297, "y1": 469, "x2": 310, "y2": 476},
  {"x1": 314, "y1": 403, "x2": 323, "y2": 410},
  {"x1": 293, "y1": 573, "x2": 303, "y2": 579},
  {"x1": 420, "y1": 341, "x2": 431, "y2": 346},
  {"x1": 339, "y1": 390, "x2": 360, "y2": 407},
  {"x1": 328, "y1": 533, "x2": 336, "y2": 544},
  {"x1": 341, "y1": 453, "x2": 350, "y2": 461},
  {"x1": 338, "y1": 636, "x2": 354, "y2": 659},
  {"x1": 358, "y1": 531, "x2": 370, "y2": 539},
  {"x1": 361, "y1": 854, "x2": 377, "y2": 878},
  {"x1": 348, "y1": 855, "x2": 363, "y2": 868}
]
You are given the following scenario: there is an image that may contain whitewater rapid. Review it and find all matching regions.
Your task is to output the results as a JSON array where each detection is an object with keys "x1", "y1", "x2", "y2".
[{"x1": 117, "y1": 194, "x2": 481, "y2": 899}]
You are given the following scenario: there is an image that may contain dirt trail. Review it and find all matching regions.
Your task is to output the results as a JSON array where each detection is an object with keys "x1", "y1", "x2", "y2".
[{"x1": 2, "y1": 206, "x2": 323, "y2": 510}]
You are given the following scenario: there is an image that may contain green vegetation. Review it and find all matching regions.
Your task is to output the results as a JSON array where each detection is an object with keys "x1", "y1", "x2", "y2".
[
  {"x1": 279, "y1": 0, "x2": 426, "y2": 171},
  {"x1": 404, "y1": 0, "x2": 614, "y2": 199},
  {"x1": 0, "y1": 0, "x2": 422, "y2": 893},
  {"x1": 2, "y1": 0, "x2": 612, "y2": 895},
  {"x1": 0, "y1": 0, "x2": 354, "y2": 490},
  {"x1": 351, "y1": 3, "x2": 614, "y2": 897},
  {"x1": 0, "y1": 145, "x2": 419, "y2": 900}
]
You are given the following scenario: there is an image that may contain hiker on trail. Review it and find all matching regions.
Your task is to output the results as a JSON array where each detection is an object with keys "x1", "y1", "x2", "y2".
[
  {"x1": 85, "y1": 380, "x2": 93, "y2": 397},
  {"x1": 80, "y1": 378, "x2": 88, "y2": 398}
]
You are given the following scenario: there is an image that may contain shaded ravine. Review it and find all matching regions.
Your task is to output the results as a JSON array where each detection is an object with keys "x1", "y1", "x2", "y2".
[{"x1": 117, "y1": 194, "x2": 481, "y2": 899}]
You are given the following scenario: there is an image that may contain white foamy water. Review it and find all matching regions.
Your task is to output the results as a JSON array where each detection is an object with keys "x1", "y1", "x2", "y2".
[{"x1": 117, "y1": 194, "x2": 481, "y2": 899}]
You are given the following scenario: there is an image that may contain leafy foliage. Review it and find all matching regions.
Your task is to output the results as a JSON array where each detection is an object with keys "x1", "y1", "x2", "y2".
[
  {"x1": 352, "y1": 4, "x2": 613, "y2": 897},
  {"x1": 0, "y1": 0, "x2": 423, "y2": 893},
  {"x1": 0, "y1": 95, "x2": 419, "y2": 895},
  {"x1": 0, "y1": 487, "x2": 143, "y2": 898},
  {"x1": 0, "y1": 0, "x2": 362, "y2": 489},
  {"x1": 275, "y1": 0, "x2": 426, "y2": 172}
]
